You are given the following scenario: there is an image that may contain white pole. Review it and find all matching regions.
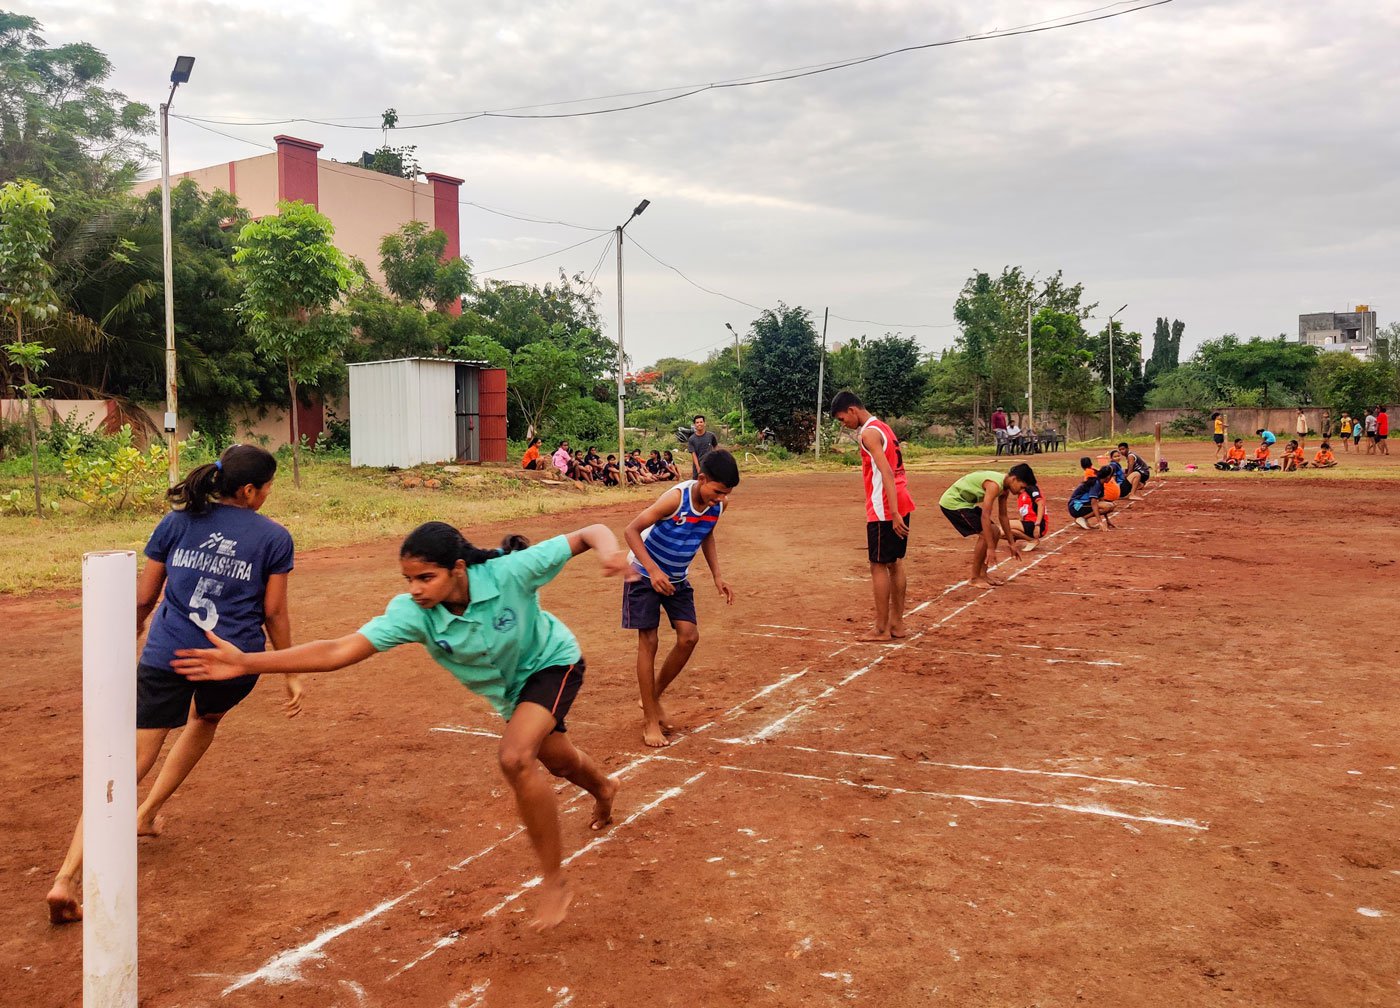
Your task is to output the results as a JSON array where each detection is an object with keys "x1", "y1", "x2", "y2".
[
  {"x1": 615, "y1": 225, "x2": 625, "y2": 473},
  {"x1": 1026, "y1": 300, "x2": 1034, "y2": 431},
  {"x1": 815, "y1": 307, "x2": 828, "y2": 458},
  {"x1": 83, "y1": 551, "x2": 138, "y2": 1008},
  {"x1": 160, "y1": 88, "x2": 179, "y2": 488}
]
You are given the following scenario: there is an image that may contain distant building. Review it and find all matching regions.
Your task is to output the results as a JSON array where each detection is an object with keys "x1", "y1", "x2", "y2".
[
  {"x1": 1298, "y1": 307, "x2": 1378, "y2": 360},
  {"x1": 133, "y1": 135, "x2": 467, "y2": 446},
  {"x1": 134, "y1": 135, "x2": 464, "y2": 309}
]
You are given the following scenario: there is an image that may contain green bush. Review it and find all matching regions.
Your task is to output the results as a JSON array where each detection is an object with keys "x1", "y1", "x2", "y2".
[
  {"x1": 1168, "y1": 409, "x2": 1212, "y2": 437},
  {"x1": 60, "y1": 425, "x2": 171, "y2": 512}
]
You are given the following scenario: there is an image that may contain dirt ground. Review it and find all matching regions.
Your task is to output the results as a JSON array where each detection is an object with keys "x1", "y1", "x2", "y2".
[{"x1": 3, "y1": 448, "x2": 1398, "y2": 1007}]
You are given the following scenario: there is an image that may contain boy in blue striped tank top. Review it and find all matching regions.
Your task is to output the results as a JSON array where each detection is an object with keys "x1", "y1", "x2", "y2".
[{"x1": 623, "y1": 449, "x2": 740, "y2": 747}]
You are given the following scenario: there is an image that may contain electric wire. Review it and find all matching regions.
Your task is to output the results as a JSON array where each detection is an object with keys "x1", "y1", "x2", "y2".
[{"x1": 179, "y1": 1, "x2": 1174, "y2": 129}]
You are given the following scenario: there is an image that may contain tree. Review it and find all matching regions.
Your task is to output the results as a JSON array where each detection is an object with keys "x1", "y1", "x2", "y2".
[
  {"x1": 1145, "y1": 363, "x2": 1224, "y2": 409},
  {"x1": 862, "y1": 334, "x2": 927, "y2": 419},
  {"x1": 1194, "y1": 335, "x2": 1319, "y2": 405},
  {"x1": 0, "y1": 180, "x2": 59, "y2": 512},
  {"x1": 741, "y1": 303, "x2": 822, "y2": 451},
  {"x1": 1146, "y1": 317, "x2": 1185, "y2": 384},
  {"x1": 357, "y1": 108, "x2": 420, "y2": 179},
  {"x1": 378, "y1": 220, "x2": 472, "y2": 311},
  {"x1": 1310, "y1": 353, "x2": 1396, "y2": 413},
  {"x1": 507, "y1": 333, "x2": 586, "y2": 439},
  {"x1": 1088, "y1": 322, "x2": 1148, "y2": 422},
  {"x1": 1028, "y1": 308, "x2": 1096, "y2": 429},
  {"x1": 0, "y1": 13, "x2": 153, "y2": 198},
  {"x1": 234, "y1": 201, "x2": 355, "y2": 486}
]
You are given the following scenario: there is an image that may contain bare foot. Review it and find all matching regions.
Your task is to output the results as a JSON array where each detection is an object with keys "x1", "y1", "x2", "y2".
[
  {"x1": 136, "y1": 812, "x2": 165, "y2": 838},
  {"x1": 642, "y1": 722, "x2": 670, "y2": 748},
  {"x1": 969, "y1": 577, "x2": 998, "y2": 590},
  {"x1": 531, "y1": 877, "x2": 573, "y2": 931},
  {"x1": 46, "y1": 878, "x2": 81, "y2": 924},
  {"x1": 889, "y1": 626, "x2": 908, "y2": 639},
  {"x1": 590, "y1": 776, "x2": 618, "y2": 831},
  {"x1": 858, "y1": 631, "x2": 893, "y2": 642}
]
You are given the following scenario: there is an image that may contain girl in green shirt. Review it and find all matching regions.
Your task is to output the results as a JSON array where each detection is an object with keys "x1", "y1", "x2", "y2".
[{"x1": 174, "y1": 520, "x2": 633, "y2": 932}]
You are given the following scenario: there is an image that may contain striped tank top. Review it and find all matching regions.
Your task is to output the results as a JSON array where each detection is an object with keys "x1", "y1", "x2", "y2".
[{"x1": 630, "y1": 480, "x2": 723, "y2": 582}]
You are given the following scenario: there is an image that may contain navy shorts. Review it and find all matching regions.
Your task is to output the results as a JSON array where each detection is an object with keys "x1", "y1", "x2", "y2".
[
  {"x1": 1213, "y1": 434, "x2": 1224, "y2": 444},
  {"x1": 622, "y1": 576, "x2": 698, "y2": 631},
  {"x1": 137, "y1": 662, "x2": 259, "y2": 729},
  {"x1": 940, "y1": 506, "x2": 982, "y2": 538},
  {"x1": 513, "y1": 659, "x2": 584, "y2": 733},
  {"x1": 1068, "y1": 500, "x2": 1095, "y2": 519},
  {"x1": 867, "y1": 514, "x2": 912, "y2": 563}
]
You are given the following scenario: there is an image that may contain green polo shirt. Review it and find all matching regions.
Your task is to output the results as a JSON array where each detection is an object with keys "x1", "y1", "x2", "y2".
[
  {"x1": 357, "y1": 535, "x2": 581, "y2": 719},
  {"x1": 938, "y1": 470, "x2": 1006, "y2": 511}
]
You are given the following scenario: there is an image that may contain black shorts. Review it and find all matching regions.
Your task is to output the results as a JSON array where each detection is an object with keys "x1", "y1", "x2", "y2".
[
  {"x1": 1213, "y1": 433, "x2": 1224, "y2": 444},
  {"x1": 622, "y1": 576, "x2": 698, "y2": 631},
  {"x1": 513, "y1": 658, "x2": 585, "y2": 733},
  {"x1": 940, "y1": 506, "x2": 982, "y2": 539},
  {"x1": 137, "y1": 662, "x2": 259, "y2": 729},
  {"x1": 1117, "y1": 478, "x2": 1132, "y2": 498},
  {"x1": 1068, "y1": 500, "x2": 1096, "y2": 518},
  {"x1": 1373, "y1": 433, "x2": 1384, "y2": 443},
  {"x1": 867, "y1": 514, "x2": 912, "y2": 563},
  {"x1": 1021, "y1": 519, "x2": 1046, "y2": 538}
]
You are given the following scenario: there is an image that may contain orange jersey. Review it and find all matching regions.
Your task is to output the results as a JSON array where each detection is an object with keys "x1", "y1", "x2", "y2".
[
  {"x1": 1083, "y1": 466, "x2": 1097, "y2": 479},
  {"x1": 1254, "y1": 446, "x2": 1270, "y2": 461},
  {"x1": 1314, "y1": 450, "x2": 1333, "y2": 465},
  {"x1": 1290, "y1": 447, "x2": 1304, "y2": 462},
  {"x1": 1102, "y1": 478, "x2": 1121, "y2": 501},
  {"x1": 1227, "y1": 446, "x2": 1246, "y2": 462}
]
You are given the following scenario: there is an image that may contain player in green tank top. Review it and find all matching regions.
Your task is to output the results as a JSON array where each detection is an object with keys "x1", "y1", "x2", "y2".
[{"x1": 937, "y1": 464, "x2": 1035, "y2": 588}]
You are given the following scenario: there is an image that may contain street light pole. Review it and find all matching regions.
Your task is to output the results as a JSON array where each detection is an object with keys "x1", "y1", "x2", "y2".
[
  {"x1": 161, "y1": 56, "x2": 195, "y2": 487},
  {"x1": 725, "y1": 321, "x2": 744, "y2": 435},
  {"x1": 1107, "y1": 303, "x2": 1128, "y2": 438},
  {"x1": 615, "y1": 199, "x2": 650, "y2": 475},
  {"x1": 1026, "y1": 300, "x2": 1034, "y2": 432}
]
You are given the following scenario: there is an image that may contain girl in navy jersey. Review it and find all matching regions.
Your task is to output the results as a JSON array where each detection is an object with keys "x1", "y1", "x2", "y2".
[{"x1": 46, "y1": 444, "x2": 300, "y2": 924}]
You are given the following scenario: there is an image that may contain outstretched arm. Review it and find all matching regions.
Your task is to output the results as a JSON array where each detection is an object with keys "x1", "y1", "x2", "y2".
[
  {"x1": 175, "y1": 630, "x2": 377, "y2": 681},
  {"x1": 566, "y1": 523, "x2": 635, "y2": 579}
]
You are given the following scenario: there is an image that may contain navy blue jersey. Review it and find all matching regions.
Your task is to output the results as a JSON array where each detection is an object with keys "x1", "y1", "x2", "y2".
[
  {"x1": 1068, "y1": 477, "x2": 1104, "y2": 508},
  {"x1": 141, "y1": 504, "x2": 294, "y2": 669}
]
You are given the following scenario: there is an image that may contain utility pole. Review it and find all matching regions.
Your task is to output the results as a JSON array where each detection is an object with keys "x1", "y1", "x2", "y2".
[
  {"x1": 725, "y1": 321, "x2": 744, "y2": 435},
  {"x1": 160, "y1": 56, "x2": 195, "y2": 486},
  {"x1": 1026, "y1": 300, "x2": 1034, "y2": 432},
  {"x1": 614, "y1": 199, "x2": 650, "y2": 474},
  {"x1": 1107, "y1": 303, "x2": 1128, "y2": 438},
  {"x1": 815, "y1": 308, "x2": 828, "y2": 458}
]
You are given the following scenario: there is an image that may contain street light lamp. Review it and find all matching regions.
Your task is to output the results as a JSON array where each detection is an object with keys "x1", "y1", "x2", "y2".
[
  {"x1": 615, "y1": 199, "x2": 649, "y2": 472},
  {"x1": 161, "y1": 55, "x2": 196, "y2": 486},
  {"x1": 1107, "y1": 303, "x2": 1128, "y2": 437},
  {"x1": 725, "y1": 321, "x2": 745, "y2": 434}
]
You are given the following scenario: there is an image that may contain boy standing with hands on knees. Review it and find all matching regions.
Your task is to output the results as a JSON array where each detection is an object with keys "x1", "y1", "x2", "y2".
[
  {"x1": 832, "y1": 391, "x2": 917, "y2": 639},
  {"x1": 624, "y1": 449, "x2": 739, "y2": 747}
]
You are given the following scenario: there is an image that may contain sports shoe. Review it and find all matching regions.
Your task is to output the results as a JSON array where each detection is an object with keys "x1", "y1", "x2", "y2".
[
  {"x1": 1074, "y1": 516, "x2": 1092, "y2": 530},
  {"x1": 1021, "y1": 541, "x2": 1037, "y2": 553}
]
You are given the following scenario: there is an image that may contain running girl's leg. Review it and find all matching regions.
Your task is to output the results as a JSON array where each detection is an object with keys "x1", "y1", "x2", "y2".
[
  {"x1": 135, "y1": 705, "x2": 227, "y2": 835},
  {"x1": 47, "y1": 727, "x2": 169, "y2": 923},
  {"x1": 498, "y1": 702, "x2": 587, "y2": 930},
  {"x1": 537, "y1": 731, "x2": 617, "y2": 833}
]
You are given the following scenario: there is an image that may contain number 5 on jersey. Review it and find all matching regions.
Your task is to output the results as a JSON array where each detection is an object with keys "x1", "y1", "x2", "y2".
[{"x1": 188, "y1": 576, "x2": 223, "y2": 631}]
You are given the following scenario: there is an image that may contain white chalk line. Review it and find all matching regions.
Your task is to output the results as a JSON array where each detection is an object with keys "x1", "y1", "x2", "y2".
[
  {"x1": 710, "y1": 738, "x2": 1180, "y2": 790},
  {"x1": 650, "y1": 755, "x2": 1205, "y2": 832},
  {"x1": 741, "y1": 630, "x2": 871, "y2": 645},
  {"x1": 390, "y1": 771, "x2": 707, "y2": 978},
  {"x1": 907, "y1": 645, "x2": 1123, "y2": 667},
  {"x1": 227, "y1": 483, "x2": 1173, "y2": 994},
  {"x1": 757, "y1": 623, "x2": 857, "y2": 636}
]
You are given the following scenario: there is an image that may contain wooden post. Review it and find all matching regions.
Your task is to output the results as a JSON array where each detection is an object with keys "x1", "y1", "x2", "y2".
[{"x1": 1154, "y1": 422, "x2": 1162, "y2": 471}]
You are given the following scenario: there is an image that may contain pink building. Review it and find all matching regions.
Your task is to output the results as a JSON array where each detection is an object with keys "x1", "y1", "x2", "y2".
[{"x1": 134, "y1": 136, "x2": 470, "y2": 447}]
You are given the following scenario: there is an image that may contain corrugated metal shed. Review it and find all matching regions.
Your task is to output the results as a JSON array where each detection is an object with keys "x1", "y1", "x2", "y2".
[{"x1": 347, "y1": 357, "x2": 506, "y2": 468}]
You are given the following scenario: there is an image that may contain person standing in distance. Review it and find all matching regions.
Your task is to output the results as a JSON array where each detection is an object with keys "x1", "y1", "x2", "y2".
[
  {"x1": 687, "y1": 414, "x2": 719, "y2": 480},
  {"x1": 832, "y1": 391, "x2": 916, "y2": 641}
]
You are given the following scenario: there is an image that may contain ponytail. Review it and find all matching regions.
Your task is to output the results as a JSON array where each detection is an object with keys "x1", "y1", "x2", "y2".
[
  {"x1": 400, "y1": 521, "x2": 530, "y2": 569},
  {"x1": 167, "y1": 444, "x2": 278, "y2": 515}
]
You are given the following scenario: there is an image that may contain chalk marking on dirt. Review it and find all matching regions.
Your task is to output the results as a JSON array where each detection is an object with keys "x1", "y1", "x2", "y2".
[
  {"x1": 390, "y1": 772, "x2": 706, "y2": 978},
  {"x1": 227, "y1": 485, "x2": 1171, "y2": 995},
  {"x1": 652, "y1": 756, "x2": 1206, "y2": 831},
  {"x1": 758, "y1": 623, "x2": 858, "y2": 635},
  {"x1": 1100, "y1": 551, "x2": 1186, "y2": 560},
  {"x1": 432, "y1": 725, "x2": 503, "y2": 739},
  {"x1": 448, "y1": 980, "x2": 491, "y2": 1008},
  {"x1": 741, "y1": 631, "x2": 860, "y2": 645},
  {"x1": 709, "y1": 739, "x2": 1181, "y2": 789}
]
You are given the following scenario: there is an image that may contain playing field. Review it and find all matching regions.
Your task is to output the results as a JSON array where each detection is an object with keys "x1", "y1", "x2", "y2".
[{"x1": 3, "y1": 452, "x2": 1397, "y2": 1007}]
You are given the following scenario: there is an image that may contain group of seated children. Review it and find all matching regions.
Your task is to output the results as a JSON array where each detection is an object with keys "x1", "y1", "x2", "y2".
[
  {"x1": 523, "y1": 437, "x2": 684, "y2": 487},
  {"x1": 1215, "y1": 435, "x2": 1337, "y2": 471},
  {"x1": 1068, "y1": 442, "x2": 1151, "y2": 530},
  {"x1": 623, "y1": 449, "x2": 682, "y2": 485}
]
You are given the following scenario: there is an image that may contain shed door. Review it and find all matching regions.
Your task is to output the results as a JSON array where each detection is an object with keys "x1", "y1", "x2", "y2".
[{"x1": 455, "y1": 365, "x2": 479, "y2": 462}]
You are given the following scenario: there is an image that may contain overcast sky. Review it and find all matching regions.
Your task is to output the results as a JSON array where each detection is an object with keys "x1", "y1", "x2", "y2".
[{"x1": 37, "y1": 0, "x2": 1400, "y2": 368}]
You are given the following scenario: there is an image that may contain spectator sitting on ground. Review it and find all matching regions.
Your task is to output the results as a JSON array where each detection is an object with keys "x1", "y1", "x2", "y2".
[
  {"x1": 645, "y1": 450, "x2": 672, "y2": 481},
  {"x1": 1303, "y1": 442, "x2": 1337, "y2": 469},
  {"x1": 521, "y1": 436, "x2": 542, "y2": 470},
  {"x1": 570, "y1": 449, "x2": 595, "y2": 484},
  {"x1": 603, "y1": 454, "x2": 620, "y2": 486},
  {"x1": 551, "y1": 440, "x2": 571, "y2": 477},
  {"x1": 1279, "y1": 440, "x2": 1303, "y2": 472},
  {"x1": 662, "y1": 450, "x2": 682, "y2": 480},
  {"x1": 1216, "y1": 438, "x2": 1247, "y2": 471}
]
